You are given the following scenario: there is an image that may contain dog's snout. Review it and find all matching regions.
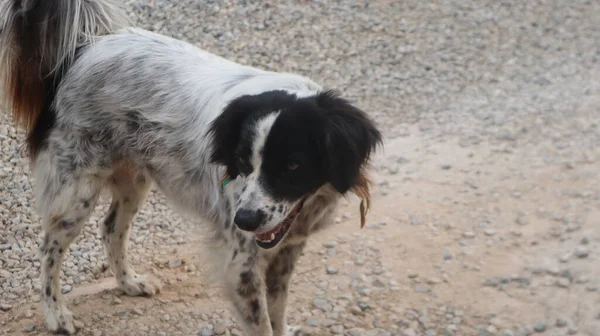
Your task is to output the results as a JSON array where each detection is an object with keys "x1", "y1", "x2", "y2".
[{"x1": 234, "y1": 208, "x2": 266, "y2": 231}]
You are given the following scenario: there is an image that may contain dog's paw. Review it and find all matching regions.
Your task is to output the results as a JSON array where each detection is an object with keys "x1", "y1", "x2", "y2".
[
  {"x1": 286, "y1": 325, "x2": 313, "y2": 336},
  {"x1": 45, "y1": 305, "x2": 80, "y2": 334},
  {"x1": 117, "y1": 274, "x2": 161, "y2": 297}
]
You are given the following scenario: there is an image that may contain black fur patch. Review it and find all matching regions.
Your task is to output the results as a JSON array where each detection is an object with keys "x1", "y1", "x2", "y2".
[
  {"x1": 248, "y1": 299, "x2": 260, "y2": 325},
  {"x1": 266, "y1": 277, "x2": 283, "y2": 296},
  {"x1": 25, "y1": 26, "x2": 84, "y2": 158},
  {"x1": 59, "y1": 220, "x2": 74, "y2": 229},
  {"x1": 236, "y1": 231, "x2": 247, "y2": 246},
  {"x1": 237, "y1": 271, "x2": 258, "y2": 297},
  {"x1": 42, "y1": 234, "x2": 50, "y2": 250},
  {"x1": 104, "y1": 202, "x2": 119, "y2": 234},
  {"x1": 266, "y1": 245, "x2": 302, "y2": 296},
  {"x1": 240, "y1": 271, "x2": 253, "y2": 285},
  {"x1": 208, "y1": 90, "x2": 382, "y2": 203}
]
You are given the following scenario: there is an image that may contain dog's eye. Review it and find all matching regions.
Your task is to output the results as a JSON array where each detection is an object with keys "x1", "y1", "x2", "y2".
[{"x1": 287, "y1": 162, "x2": 299, "y2": 171}]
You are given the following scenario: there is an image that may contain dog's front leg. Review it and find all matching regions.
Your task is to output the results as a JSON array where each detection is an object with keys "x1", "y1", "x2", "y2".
[
  {"x1": 265, "y1": 242, "x2": 310, "y2": 336},
  {"x1": 225, "y1": 257, "x2": 273, "y2": 336}
]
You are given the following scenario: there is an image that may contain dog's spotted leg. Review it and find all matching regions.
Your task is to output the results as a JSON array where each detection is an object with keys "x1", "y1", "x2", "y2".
[
  {"x1": 265, "y1": 243, "x2": 308, "y2": 336},
  {"x1": 231, "y1": 269, "x2": 272, "y2": 336},
  {"x1": 37, "y1": 172, "x2": 100, "y2": 334},
  {"x1": 102, "y1": 169, "x2": 160, "y2": 297},
  {"x1": 225, "y1": 245, "x2": 273, "y2": 336}
]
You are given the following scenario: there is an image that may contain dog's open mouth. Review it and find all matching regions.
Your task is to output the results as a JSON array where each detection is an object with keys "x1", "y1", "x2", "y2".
[{"x1": 254, "y1": 198, "x2": 306, "y2": 249}]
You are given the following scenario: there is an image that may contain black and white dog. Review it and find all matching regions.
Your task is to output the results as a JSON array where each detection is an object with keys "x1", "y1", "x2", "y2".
[{"x1": 0, "y1": 1, "x2": 382, "y2": 335}]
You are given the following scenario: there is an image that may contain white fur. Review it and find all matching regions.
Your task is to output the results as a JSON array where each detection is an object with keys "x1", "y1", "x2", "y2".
[
  {"x1": 0, "y1": 2, "x2": 362, "y2": 336},
  {"x1": 234, "y1": 113, "x2": 299, "y2": 234},
  {"x1": 34, "y1": 21, "x2": 333, "y2": 336}
]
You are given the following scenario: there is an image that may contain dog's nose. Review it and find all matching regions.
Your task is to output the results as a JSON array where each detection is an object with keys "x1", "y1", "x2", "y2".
[{"x1": 234, "y1": 209, "x2": 266, "y2": 231}]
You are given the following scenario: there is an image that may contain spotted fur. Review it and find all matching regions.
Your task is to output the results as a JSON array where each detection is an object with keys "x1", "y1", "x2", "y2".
[{"x1": 0, "y1": 1, "x2": 382, "y2": 335}]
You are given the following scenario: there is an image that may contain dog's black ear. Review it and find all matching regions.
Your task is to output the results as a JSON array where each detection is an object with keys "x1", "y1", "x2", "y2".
[
  {"x1": 208, "y1": 96, "x2": 259, "y2": 178},
  {"x1": 317, "y1": 90, "x2": 383, "y2": 194}
]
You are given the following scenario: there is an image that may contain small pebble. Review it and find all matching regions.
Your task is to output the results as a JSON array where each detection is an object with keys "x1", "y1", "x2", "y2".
[
  {"x1": 557, "y1": 278, "x2": 570, "y2": 288},
  {"x1": 198, "y1": 325, "x2": 214, "y2": 336},
  {"x1": 331, "y1": 325, "x2": 344, "y2": 334},
  {"x1": 168, "y1": 258, "x2": 184, "y2": 268},
  {"x1": 484, "y1": 229, "x2": 497, "y2": 236},
  {"x1": 574, "y1": 247, "x2": 589, "y2": 258},
  {"x1": 415, "y1": 285, "x2": 431, "y2": 293},
  {"x1": 443, "y1": 248, "x2": 453, "y2": 260},
  {"x1": 326, "y1": 266, "x2": 339, "y2": 275},
  {"x1": 462, "y1": 231, "x2": 476, "y2": 238},
  {"x1": 0, "y1": 303, "x2": 12, "y2": 311},
  {"x1": 484, "y1": 278, "x2": 500, "y2": 287},
  {"x1": 23, "y1": 323, "x2": 35, "y2": 333},
  {"x1": 555, "y1": 317, "x2": 568, "y2": 327},
  {"x1": 348, "y1": 327, "x2": 365, "y2": 336},
  {"x1": 402, "y1": 328, "x2": 417, "y2": 336},
  {"x1": 516, "y1": 215, "x2": 529, "y2": 226},
  {"x1": 114, "y1": 310, "x2": 128, "y2": 317},
  {"x1": 533, "y1": 321, "x2": 547, "y2": 332},
  {"x1": 312, "y1": 298, "x2": 330, "y2": 311},
  {"x1": 306, "y1": 317, "x2": 320, "y2": 327},
  {"x1": 516, "y1": 327, "x2": 533, "y2": 336},
  {"x1": 581, "y1": 235, "x2": 591, "y2": 245}
]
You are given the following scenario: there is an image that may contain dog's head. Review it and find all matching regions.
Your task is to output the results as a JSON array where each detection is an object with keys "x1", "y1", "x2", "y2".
[{"x1": 208, "y1": 90, "x2": 382, "y2": 249}]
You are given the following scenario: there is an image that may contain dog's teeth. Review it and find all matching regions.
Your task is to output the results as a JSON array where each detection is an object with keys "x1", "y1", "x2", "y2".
[{"x1": 270, "y1": 233, "x2": 275, "y2": 241}]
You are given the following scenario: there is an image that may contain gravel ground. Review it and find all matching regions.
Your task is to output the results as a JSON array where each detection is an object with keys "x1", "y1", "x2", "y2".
[{"x1": 1, "y1": 1, "x2": 600, "y2": 335}]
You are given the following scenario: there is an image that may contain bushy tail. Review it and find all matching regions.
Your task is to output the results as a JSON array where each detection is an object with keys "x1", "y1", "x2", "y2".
[{"x1": 0, "y1": 0, "x2": 128, "y2": 156}]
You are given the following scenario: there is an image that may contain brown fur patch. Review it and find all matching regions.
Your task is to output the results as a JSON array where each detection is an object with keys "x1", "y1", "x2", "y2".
[
  {"x1": 3, "y1": 52, "x2": 49, "y2": 135},
  {"x1": 350, "y1": 169, "x2": 372, "y2": 229},
  {"x1": 0, "y1": 1, "x2": 64, "y2": 157}
]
